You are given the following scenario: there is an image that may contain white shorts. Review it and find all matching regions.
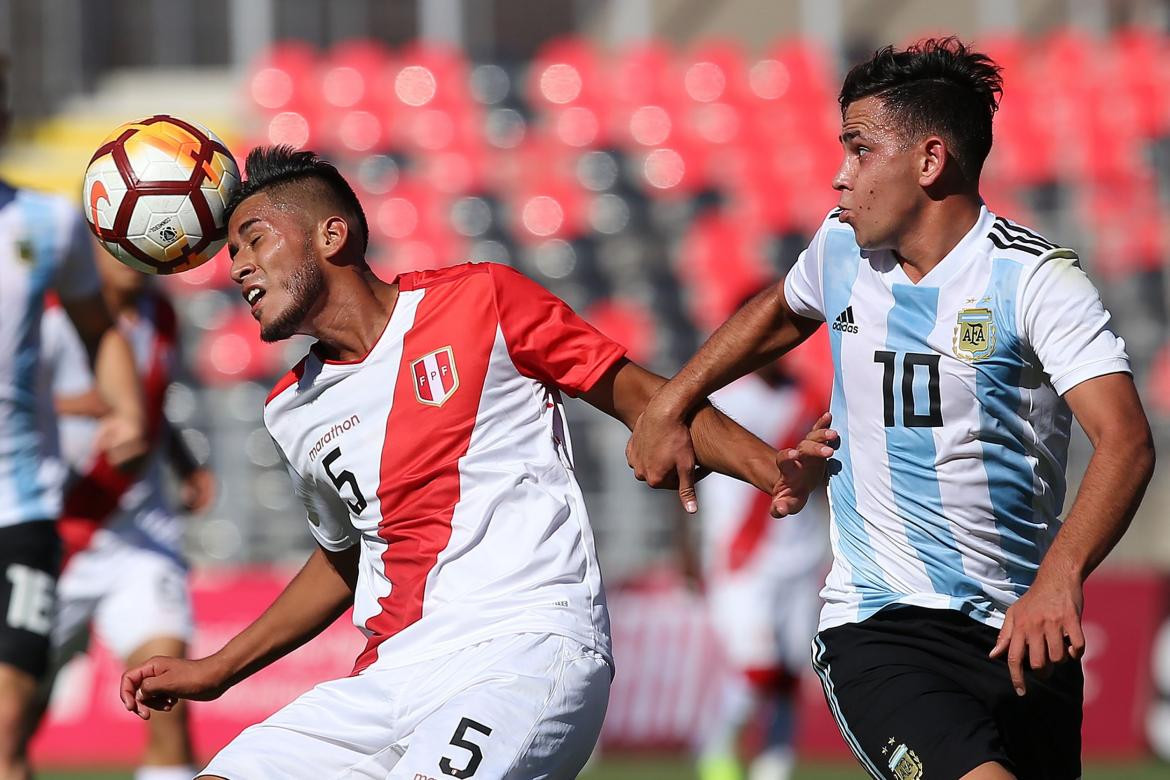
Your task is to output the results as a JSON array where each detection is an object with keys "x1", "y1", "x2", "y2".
[
  {"x1": 53, "y1": 536, "x2": 192, "y2": 661},
  {"x1": 202, "y1": 632, "x2": 611, "y2": 780},
  {"x1": 707, "y1": 567, "x2": 822, "y2": 676}
]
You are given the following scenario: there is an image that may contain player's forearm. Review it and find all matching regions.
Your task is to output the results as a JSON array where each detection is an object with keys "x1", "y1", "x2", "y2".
[
  {"x1": 55, "y1": 389, "x2": 111, "y2": 418},
  {"x1": 590, "y1": 360, "x2": 779, "y2": 491},
  {"x1": 205, "y1": 546, "x2": 357, "y2": 689},
  {"x1": 93, "y1": 327, "x2": 146, "y2": 426},
  {"x1": 652, "y1": 286, "x2": 810, "y2": 421},
  {"x1": 689, "y1": 404, "x2": 779, "y2": 494},
  {"x1": 1036, "y1": 428, "x2": 1154, "y2": 586},
  {"x1": 164, "y1": 419, "x2": 200, "y2": 478}
]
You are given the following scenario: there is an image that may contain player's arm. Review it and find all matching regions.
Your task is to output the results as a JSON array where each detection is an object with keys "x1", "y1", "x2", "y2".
[
  {"x1": 120, "y1": 543, "x2": 357, "y2": 719},
  {"x1": 164, "y1": 419, "x2": 216, "y2": 512},
  {"x1": 625, "y1": 283, "x2": 824, "y2": 508},
  {"x1": 580, "y1": 358, "x2": 831, "y2": 516},
  {"x1": 582, "y1": 359, "x2": 776, "y2": 497},
  {"x1": 60, "y1": 293, "x2": 148, "y2": 468},
  {"x1": 54, "y1": 388, "x2": 111, "y2": 418},
  {"x1": 990, "y1": 372, "x2": 1154, "y2": 693}
]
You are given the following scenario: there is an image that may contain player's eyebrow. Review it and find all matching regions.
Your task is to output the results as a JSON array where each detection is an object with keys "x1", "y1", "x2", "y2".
[
  {"x1": 840, "y1": 129, "x2": 865, "y2": 144},
  {"x1": 235, "y1": 217, "x2": 261, "y2": 236},
  {"x1": 228, "y1": 217, "x2": 262, "y2": 257}
]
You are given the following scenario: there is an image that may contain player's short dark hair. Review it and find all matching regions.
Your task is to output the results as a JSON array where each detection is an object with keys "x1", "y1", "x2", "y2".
[
  {"x1": 228, "y1": 145, "x2": 369, "y2": 253},
  {"x1": 839, "y1": 37, "x2": 1003, "y2": 182}
]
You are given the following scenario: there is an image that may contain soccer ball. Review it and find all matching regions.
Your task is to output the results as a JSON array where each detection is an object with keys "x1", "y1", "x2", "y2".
[{"x1": 83, "y1": 115, "x2": 240, "y2": 275}]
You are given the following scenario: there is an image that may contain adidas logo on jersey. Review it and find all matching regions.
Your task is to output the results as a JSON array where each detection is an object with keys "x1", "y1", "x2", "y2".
[{"x1": 831, "y1": 306, "x2": 859, "y2": 334}]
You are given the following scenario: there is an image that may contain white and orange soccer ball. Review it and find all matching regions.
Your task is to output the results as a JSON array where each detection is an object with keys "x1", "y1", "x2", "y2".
[{"x1": 83, "y1": 115, "x2": 240, "y2": 274}]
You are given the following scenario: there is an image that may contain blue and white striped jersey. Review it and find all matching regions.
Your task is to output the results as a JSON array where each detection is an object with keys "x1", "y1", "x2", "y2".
[
  {"x1": 784, "y1": 206, "x2": 1130, "y2": 631},
  {"x1": 0, "y1": 181, "x2": 100, "y2": 527}
]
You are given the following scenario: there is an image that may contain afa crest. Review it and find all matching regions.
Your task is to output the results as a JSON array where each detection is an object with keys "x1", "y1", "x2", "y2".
[
  {"x1": 953, "y1": 306, "x2": 996, "y2": 362},
  {"x1": 887, "y1": 743, "x2": 923, "y2": 780},
  {"x1": 411, "y1": 346, "x2": 459, "y2": 407}
]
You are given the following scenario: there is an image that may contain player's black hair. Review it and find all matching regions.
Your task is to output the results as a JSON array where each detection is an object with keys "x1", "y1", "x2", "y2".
[
  {"x1": 839, "y1": 37, "x2": 1003, "y2": 182},
  {"x1": 227, "y1": 145, "x2": 370, "y2": 253}
]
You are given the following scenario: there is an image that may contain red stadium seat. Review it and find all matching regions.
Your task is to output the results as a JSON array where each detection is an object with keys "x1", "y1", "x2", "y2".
[
  {"x1": 676, "y1": 212, "x2": 770, "y2": 332},
  {"x1": 319, "y1": 39, "x2": 392, "y2": 111},
  {"x1": 584, "y1": 298, "x2": 657, "y2": 364},
  {"x1": 1080, "y1": 180, "x2": 1168, "y2": 277},
  {"x1": 246, "y1": 42, "x2": 319, "y2": 114},
  {"x1": 195, "y1": 311, "x2": 284, "y2": 386},
  {"x1": 510, "y1": 177, "x2": 589, "y2": 244}
]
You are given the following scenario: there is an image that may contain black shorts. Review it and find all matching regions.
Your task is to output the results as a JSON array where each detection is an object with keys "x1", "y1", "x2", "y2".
[
  {"x1": 0, "y1": 522, "x2": 61, "y2": 679},
  {"x1": 812, "y1": 605, "x2": 1082, "y2": 780}
]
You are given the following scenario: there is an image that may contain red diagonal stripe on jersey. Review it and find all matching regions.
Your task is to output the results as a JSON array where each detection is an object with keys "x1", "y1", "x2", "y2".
[{"x1": 352, "y1": 273, "x2": 496, "y2": 674}]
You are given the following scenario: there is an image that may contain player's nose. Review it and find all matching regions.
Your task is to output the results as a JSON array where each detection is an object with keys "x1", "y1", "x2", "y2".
[
  {"x1": 229, "y1": 253, "x2": 255, "y2": 285},
  {"x1": 832, "y1": 159, "x2": 851, "y2": 191}
]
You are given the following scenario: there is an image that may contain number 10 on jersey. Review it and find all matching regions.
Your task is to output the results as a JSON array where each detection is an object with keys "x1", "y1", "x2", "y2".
[{"x1": 874, "y1": 351, "x2": 943, "y2": 428}]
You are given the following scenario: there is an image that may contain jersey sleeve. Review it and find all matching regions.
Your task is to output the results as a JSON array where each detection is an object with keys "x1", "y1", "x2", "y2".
[
  {"x1": 41, "y1": 305, "x2": 94, "y2": 397},
  {"x1": 1021, "y1": 250, "x2": 1131, "y2": 396},
  {"x1": 487, "y1": 263, "x2": 627, "y2": 396},
  {"x1": 52, "y1": 207, "x2": 101, "y2": 302},
  {"x1": 275, "y1": 441, "x2": 359, "y2": 551},
  {"x1": 782, "y1": 219, "x2": 830, "y2": 322}
]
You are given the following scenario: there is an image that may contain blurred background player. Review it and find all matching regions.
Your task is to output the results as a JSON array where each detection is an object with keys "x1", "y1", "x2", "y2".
[
  {"x1": 0, "y1": 56, "x2": 146, "y2": 780},
  {"x1": 685, "y1": 348, "x2": 829, "y2": 780},
  {"x1": 39, "y1": 244, "x2": 213, "y2": 780}
]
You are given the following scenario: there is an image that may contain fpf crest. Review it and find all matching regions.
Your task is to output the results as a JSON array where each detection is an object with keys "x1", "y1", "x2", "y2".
[
  {"x1": 411, "y1": 346, "x2": 459, "y2": 407},
  {"x1": 952, "y1": 306, "x2": 996, "y2": 362}
]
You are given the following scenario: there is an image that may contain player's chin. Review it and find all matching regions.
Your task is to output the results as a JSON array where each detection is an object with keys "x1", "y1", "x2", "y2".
[{"x1": 259, "y1": 307, "x2": 300, "y2": 343}]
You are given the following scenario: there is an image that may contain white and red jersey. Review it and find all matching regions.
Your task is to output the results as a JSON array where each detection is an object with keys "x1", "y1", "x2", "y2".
[
  {"x1": 264, "y1": 263, "x2": 626, "y2": 674},
  {"x1": 700, "y1": 374, "x2": 830, "y2": 583},
  {"x1": 42, "y1": 291, "x2": 182, "y2": 557}
]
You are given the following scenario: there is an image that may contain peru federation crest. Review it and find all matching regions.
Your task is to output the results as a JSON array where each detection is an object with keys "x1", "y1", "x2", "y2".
[
  {"x1": 953, "y1": 306, "x2": 996, "y2": 362},
  {"x1": 411, "y1": 346, "x2": 459, "y2": 407}
]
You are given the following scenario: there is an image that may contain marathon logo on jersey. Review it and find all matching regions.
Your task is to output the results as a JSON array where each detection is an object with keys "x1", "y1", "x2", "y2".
[
  {"x1": 308, "y1": 414, "x2": 361, "y2": 462},
  {"x1": 831, "y1": 305, "x2": 859, "y2": 334},
  {"x1": 411, "y1": 346, "x2": 459, "y2": 407},
  {"x1": 952, "y1": 306, "x2": 997, "y2": 361}
]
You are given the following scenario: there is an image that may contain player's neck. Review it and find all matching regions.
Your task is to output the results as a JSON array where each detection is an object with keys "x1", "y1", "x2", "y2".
[
  {"x1": 893, "y1": 196, "x2": 982, "y2": 284},
  {"x1": 308, "y1": 270, "x2": 399, "y2": 363}
]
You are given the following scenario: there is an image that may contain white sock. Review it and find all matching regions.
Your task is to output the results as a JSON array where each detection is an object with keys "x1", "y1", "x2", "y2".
[
  {"x1": 135, "y1": 766, "x2": 196, "y2": 780},
  {"x1": 749, "y1": 746, "x2": 795, "y2": 780}
]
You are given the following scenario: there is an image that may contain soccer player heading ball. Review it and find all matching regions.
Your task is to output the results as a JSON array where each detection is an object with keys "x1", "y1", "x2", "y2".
[
  {"x1": 629, "y1": 37, "x2": 1154, "y2": 780},
  {"x1": 120, "y1": 144, "x2": 825, "y2": 779}
]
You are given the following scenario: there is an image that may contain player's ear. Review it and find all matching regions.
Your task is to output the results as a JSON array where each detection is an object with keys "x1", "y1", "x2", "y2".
[
  {"x1": 919, "y1": 135, "x2": 947, "y2": 187},
  {"x1": 319, "y1": 215, "x2": 349, "y2": 261}
]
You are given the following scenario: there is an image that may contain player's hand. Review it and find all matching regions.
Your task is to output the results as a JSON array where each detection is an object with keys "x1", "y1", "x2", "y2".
[
  {"x1": 627, "y1": 408, "x2": 701, "y2": 514},
  {"x1": 771, "y1": 413, "x2": 837, "y2": 518},
  {"x1": 96, "y1": 413, "x2": 149, "y2": 473},
  {"x1": 120, "y1": 655, "x2": 229, "y2": 720},
  {"x1": 180, "y1": 467, "x2": 217, "y2": 513},
  {"x1": 988, "y1": 574, "x2": 1085, "y2": 697}
]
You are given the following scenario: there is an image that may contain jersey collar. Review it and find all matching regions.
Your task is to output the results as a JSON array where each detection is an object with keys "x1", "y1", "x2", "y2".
[{"x1": 885, "y1": 205, "x2": 993, "y2": 289}]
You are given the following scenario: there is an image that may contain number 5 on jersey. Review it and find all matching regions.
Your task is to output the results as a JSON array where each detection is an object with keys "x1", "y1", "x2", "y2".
[{"x1": 322, "y1": 446, "x2": 367, "y2": 514}]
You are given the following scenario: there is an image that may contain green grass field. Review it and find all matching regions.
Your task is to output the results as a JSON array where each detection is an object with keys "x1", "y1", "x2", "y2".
[{"x1": 37, "y1": 758, "x2": 1170, "y2": 779}]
